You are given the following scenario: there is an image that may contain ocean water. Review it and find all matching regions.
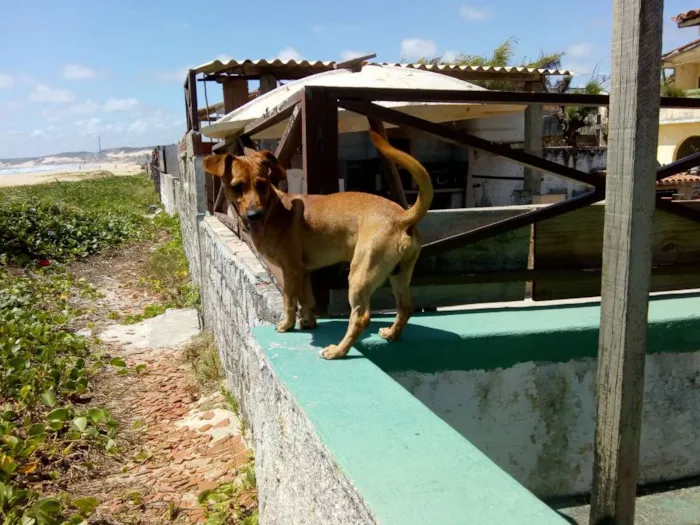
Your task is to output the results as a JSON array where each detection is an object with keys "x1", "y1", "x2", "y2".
[{"x1": 0, "y1": 164, "x2": 86, "y2": 176}]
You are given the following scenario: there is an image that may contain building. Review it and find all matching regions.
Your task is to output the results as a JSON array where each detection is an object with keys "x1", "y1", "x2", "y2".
[{"x1": 658, "y1": 8, "x2": 700, "y2": 165}]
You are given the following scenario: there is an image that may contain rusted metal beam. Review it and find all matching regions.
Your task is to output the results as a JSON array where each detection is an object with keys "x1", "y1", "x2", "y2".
[
  {"x1": 368, "y1": 118, "x2": 409, "y2": 208},
  {"x1": 339, "y1": 99, "x2": 604, "y2": 189},
  {"x1": 421, "y1": 190, "x2": 603, "y2": 256},
  {"x1": 656, "y1": 151, "x2": 700, "y2": 180},
  {"x1": 274, "y1": 104, "x2": 302, "y2": 166},
  {"x1": 331, "y1": 86, "x2": 700, "y2": 108}
]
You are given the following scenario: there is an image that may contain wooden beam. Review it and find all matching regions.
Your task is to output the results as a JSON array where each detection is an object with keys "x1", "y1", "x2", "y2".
[
  {"x1": 590, "y1": 1, "x2": 663, "y2": 524},
  {"x1": 523, "y1": 81, "x2": 544, "y2": 200},
  {"x1": 241, "y1": 91, "x2": 302, "y2": 138},
  {"x1": 274, "y1": 105, "x2": 302, "y2": 166},
  {"x1": 421, "y1": 190, "x2": 603, "y2": 256},
  {"x1": 655, "y1": 197, "x2": 700, "y2": 224},
  {"x1": 186, "y1": 70, "x2": 199, "y2": 132},
  {"x1": 301, "y1": 87, "x2": 339, "y2": 195},
  {"x1": 368, "y1": 118, "x2": 409, "y2": 208},
  {"x1": 331, "y1": 86, "x2": 700, "y2": 108},
  {"x1": 259, "y1": 74, "x2": 277, "y2": 94},
  {"x1": 221, "y1": 78, "x2": 248, "y2": 113},
  {"x1": 339, "y1": 99, "x2": 605, "y2": 189},
  {"x1": 336, "y1": 53, "x2": 377, "y2": 71}
]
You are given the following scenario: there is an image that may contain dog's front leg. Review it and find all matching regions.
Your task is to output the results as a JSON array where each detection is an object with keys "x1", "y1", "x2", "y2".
[
  {"x1": 276, "y1": 268, "x2": 302, "y2": 333},
  {"x1": 298, "y1": 272, "x2": 317, "y2": 330}
]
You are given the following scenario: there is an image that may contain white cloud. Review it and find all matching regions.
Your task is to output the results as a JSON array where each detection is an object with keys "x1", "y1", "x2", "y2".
[
  {"x1": 103, "y1": 97, "x2": 139, "y2": 112},
  {"x1": 29, "y1": 84, "x2": 76, "y2": 103},
  {"x1": 30, "y1": 129, "x2": 45, "y2": 137},
  {"x1": 442, "y1": 50, "x2": 461, "y2": 63},
  {"x1": 63, "y1": 63, "x2": 98, "y2": 80},
  {"x1": 277, "y1": 47, "x2": 302, "y2": 61},
  {"x1": 566, "y1": 43, "x2": 593, "y2": 59},
  {"x1": 459, "y1": 5, "x2": 491, "y2": 21},
  {"x1": 340, "y1": 50, "x2": 370, "y2": 61},
  {"x1": 214, "y1": 54, "x2": 234, "y2": 63},
  {"x1": 128, "y1": 119, "x2": 149, "y2": 134},
  {"x1": 400, "y1": 38, "x2": 437, "y2": 61},
  {"x1": 0, "y1": 74, "x2": 14, "y2": 89}
]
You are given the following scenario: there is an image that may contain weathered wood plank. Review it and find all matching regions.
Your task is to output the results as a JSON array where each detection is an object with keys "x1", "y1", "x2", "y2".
[
  {"x1": 339, "y1": 99, "x2": 605, "y2": 189},
  {"x1": 368, "y1": 118, "x2": 409, "y2": 208},
  {"x1": 274, "y1": 105, "x2": 302, "y2": 166},
  {"x1": 590, "y1": 2, "x2": 663, "y2": 524},
  {"x1": 332, "y1": 86, "x2": 700, "y2": 108},
  {"x1": 301, "y1": 86, "x2": 339, "y2": 195},
  {"x1": 221, "y1": 78, "x2": 248, "y2": 114},
  {"x1": 523, "y1": 80, "x2": 544, "y2": 200},
  {"x1": 534, "y1": 201, "x2": 700, "y2": 271}
]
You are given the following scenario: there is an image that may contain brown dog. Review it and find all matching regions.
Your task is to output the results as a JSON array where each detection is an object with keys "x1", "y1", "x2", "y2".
[{"x1": 203, "y1": 131, "x2": 433, "y2": 360}]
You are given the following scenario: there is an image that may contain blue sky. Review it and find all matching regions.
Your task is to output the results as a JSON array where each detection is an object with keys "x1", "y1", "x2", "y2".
[{"x1": 0, "y1": 0, "x2": 694, "y2": 158}]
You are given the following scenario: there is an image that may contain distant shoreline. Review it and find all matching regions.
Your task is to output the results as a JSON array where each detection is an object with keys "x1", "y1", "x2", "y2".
[{"x1": 0, "y1": 163, "x2": 144, "y2": 187}]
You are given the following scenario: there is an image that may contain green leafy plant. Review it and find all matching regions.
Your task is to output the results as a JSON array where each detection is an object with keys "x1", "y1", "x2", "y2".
[{"x1": 197, "y1": 461, "x2": 258, "y2": 524}]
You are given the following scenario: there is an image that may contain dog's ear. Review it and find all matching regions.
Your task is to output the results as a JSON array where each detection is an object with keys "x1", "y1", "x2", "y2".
[
  {"x1": 256, "y1": 150, "x2": 287, "y2": 187},
  {"x1": 203, "y1": 154, "x2": 234, "y2": 178}
]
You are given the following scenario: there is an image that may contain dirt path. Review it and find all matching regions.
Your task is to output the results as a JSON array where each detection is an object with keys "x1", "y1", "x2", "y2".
[{"x1": 62, "y1": 244, "x2": 256, "y2": 524}]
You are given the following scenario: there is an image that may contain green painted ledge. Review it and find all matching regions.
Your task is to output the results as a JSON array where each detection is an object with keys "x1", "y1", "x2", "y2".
[
  {"x1": 308, "y1": 293, "x2": 700, "y2": 374},
  {"x1": 253, "y1": 293, "x2": 700, "y2": 524},
  {"x1": 254, "y1": 327, "x2": 568, "y2": 525}
]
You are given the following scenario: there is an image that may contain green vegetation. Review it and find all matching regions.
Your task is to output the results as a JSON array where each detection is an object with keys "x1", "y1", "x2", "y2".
[
  {"x1": 0, "y1": 264, "x2": 118, "y2": 523},
  {"x1": 0, "y1": 175, "x2": 159, "y2": 264},
  {"x1": 198, "y1": 460, "x2": 258, "y2": 525},
  {"x1": 183, "y1": 332, "x2": 223, "y2": 394},
  {"x1": 0, "y1": 173, "x2": 199, "y2": 522},
  {"x1": 418, "y1": 37, "x2": 564, "y2": 90}
]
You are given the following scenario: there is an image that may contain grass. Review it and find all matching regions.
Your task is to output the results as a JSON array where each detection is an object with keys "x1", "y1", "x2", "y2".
[{"x1": 182, "y1": 332, "x2": 223, "y2": 394}]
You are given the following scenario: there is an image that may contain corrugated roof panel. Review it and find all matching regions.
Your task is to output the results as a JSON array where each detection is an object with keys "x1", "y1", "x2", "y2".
[{"x1": 193, "y1": 58, "x2": 336, "y2": 75}]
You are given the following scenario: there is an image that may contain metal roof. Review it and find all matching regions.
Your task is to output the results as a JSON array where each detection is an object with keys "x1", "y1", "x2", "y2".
[
  {"x1": 374, "y1": 63, "x2": 572, "y2": 77},
  {"x1": 192, "y1": 58, "x2": 571, "y2": 80},
  {"x1": 200, "y1": 64, "x2": 526, "y2": 140}
]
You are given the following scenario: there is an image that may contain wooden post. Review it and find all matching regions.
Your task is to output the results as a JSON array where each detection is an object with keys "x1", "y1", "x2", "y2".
[
  {"x1": 221, "y1": 78, "x2": 248, "y2": 114},
  {"x1": 590, "y1": 2, "x2": 663, "y2": 525},
  {"x1": 523, "y1": 80, "x2": 544, "y2": 202},
  {"x1": 186, "y1": 70, "x2": 199, "y2": 132},
  {"x1": 301, "y1": 87, "x2": 339, "y2": 314},
  {"x1": 301, "y1": 87, "x2": 339, "y2": 195},
  {"x1": 368, "y1": 118, "x2": 409, "y2": 208}
]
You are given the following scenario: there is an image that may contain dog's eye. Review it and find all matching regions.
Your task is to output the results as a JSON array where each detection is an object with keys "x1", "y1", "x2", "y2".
[
  {"x1": 256, "y1": 181, "x2": 268, "y2": 193},
  {"x1": 230, "y1": 183, "x2": 242, "y2": 193}
]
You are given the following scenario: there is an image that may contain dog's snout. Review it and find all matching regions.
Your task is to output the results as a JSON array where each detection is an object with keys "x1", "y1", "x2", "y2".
[{"x1": 246, "y1": 209, "x2": 264, "y2": 222}]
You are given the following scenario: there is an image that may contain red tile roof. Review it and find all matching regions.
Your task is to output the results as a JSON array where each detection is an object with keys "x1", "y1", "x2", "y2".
[
  {"x1": 672, "y1": 8, "x2": 700, "y2": 23},
  {"x1": 657, "y1": 173, "x2": 700, "y2": 187},
  {"x1": 662, "y1": 37, "x2": 700, "y2": 61}
]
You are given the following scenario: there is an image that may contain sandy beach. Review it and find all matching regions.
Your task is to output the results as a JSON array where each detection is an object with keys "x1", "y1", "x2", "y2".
[{"x1": 0, "y1": 162, "x2": 144, "y2": 187}]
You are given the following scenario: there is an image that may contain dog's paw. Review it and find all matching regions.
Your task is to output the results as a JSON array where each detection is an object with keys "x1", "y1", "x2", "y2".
[
  {"x1": 379, "y1": 327, "x2": 400, "y2": 341},
  {"x1": 319, "y1": 344, "x2": 344, "y2": 360},
  {"x1": 276, "y1": 318, "x2": 295, "y2": 333},
  {"x1": 299, "y1": 317, "x2": 317, "y2": 330}
]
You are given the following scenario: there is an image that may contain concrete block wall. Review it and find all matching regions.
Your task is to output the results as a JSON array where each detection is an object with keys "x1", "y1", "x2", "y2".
[
  {"x1": 159, "y1": 172, "x2": 180, "y2": 216},
  {"x1": 197, "y1": 218, "x2": 378, "y2": 525},
  {"x1": 176, "y1": 133, "x2": 207, "y2": 287}
]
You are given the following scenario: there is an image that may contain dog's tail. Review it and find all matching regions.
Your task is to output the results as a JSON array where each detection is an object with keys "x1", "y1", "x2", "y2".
[{"x1": 369, "y1": 130, "x2": 434, "y2": 228}]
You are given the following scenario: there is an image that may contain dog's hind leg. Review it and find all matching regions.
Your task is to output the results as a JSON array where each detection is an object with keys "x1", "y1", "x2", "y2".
[
  {"x1": 379, "y1": 249, "x2": 419, "y2": 342},
  {"x1": 299, "y1": 272, "x2": 317, "y2": 329},
  {"x1": 319, "y1": 252, "x2": 388, "y2": 360}
]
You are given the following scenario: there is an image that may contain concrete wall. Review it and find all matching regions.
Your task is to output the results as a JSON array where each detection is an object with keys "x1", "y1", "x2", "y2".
[
  {"x1": 176, "y1": 133, "x2": 207, "y2": 287},
  {"x1": 159, "y1": 171, "x2": 180, "y2": 215},
  {"x1": 391, "y1": 351, "x2": 700, "y2": 498},
  {"x1": 197, "y1": 218, "x2": 379, "y2": 525}
]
